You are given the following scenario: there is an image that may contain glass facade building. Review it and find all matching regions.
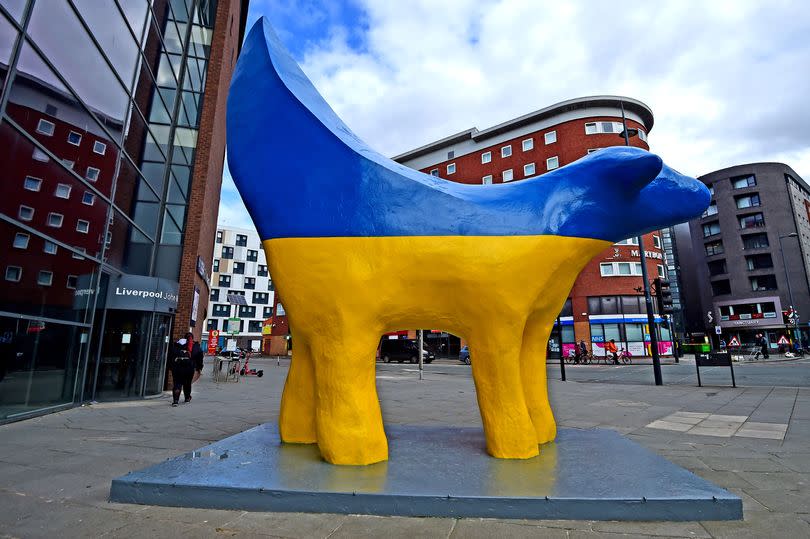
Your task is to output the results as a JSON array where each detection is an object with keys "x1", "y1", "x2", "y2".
[{"x1": 0, "y1": 0, "x2": 246, "y2": 422}]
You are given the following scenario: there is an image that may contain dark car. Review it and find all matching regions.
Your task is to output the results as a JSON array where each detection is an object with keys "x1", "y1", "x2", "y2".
[
  {"x1": 379, "y1": 339, "x2": 434, "y2": 363},
  {"x1": 459, "y1": 345, "x2": 470, "y2": 365}
]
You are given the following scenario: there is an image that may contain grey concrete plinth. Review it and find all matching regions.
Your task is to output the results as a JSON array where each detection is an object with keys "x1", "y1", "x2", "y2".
[{"x1": 110, "y1": 425, "x2": 742, "y2": 521}]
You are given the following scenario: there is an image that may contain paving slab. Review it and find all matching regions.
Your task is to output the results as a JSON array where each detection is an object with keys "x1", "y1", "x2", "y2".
[{"x1": 110, "y1": 424, "x2": 741, "y2": 521}]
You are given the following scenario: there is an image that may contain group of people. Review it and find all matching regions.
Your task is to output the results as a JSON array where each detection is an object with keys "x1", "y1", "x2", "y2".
[{"x1": 568, "y1": 339, "x2": 627, "y2": 365}]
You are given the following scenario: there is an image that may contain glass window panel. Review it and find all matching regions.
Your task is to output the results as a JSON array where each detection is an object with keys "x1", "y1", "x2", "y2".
[
  {"x1": 154, "y1": 244, "x2": 182, "y2": 280},
  {"x1": 130, "y1": 201, "x2": 160, "y2": 240},
  {"x1": 148, "y1": 87, "x2": 175, "y2": 124},
  {"x1": 0, "y1": 11, "x2": 18, "y2": 93},
  {"x1": 8, "y1": 46, "x2": 122, "y2": 195},
  {"x1": 160, "y1": 206, "x2": 183, "y2": 244},
  {"x1": 0, "y1": 314, "x2": 89, "y2": 420},
  {"x1": 181, "y1": 90, "x2": 201, "y2": 127},
  {"x1": 625, "y1": 323, "x2": 644, "y2": 341},
  {"x1": 0, "y1": 219, "x2": 100, "y2": 323},
  {"x1": 170, "y1": 0, "x2": 191, "y2": 23},
  {"x1": 600, "y1": 296, "x2": 619, "y2": 314},
  {"x1": 604, "y1": 324, "x2": 621, "y2": 342},
  {"x1": 166, "y1": 175, "x2": 185, "y2": 203},
  {"x1": 0, "y1": 122, "x2": 111, "y2": 254},
  {"x1": 171, "y1": 165, "x2": 190, "y2": 197},
  {"x1": 2, "y1": 0, "x2": 27, "y2": 22},
  {"x1": 118, "y1": 0, "x2": 150, "y2": 41},
  {"x1": 138, "y1": 161, "x2": 167, "y2": 196},
  {"x1": 587, "y1": 297, "x2": 601, "y2": 315},
  {"x1": 157, "y1": 52, "x2": 182, "y2": 87},
  {"x1": 73, "y1": 0, "x2": 141, "y2": 90},
  {"x1": 167, "y1": 204, "x2": 186, "y2": 232},
  {"x1": 190, "y1": 24, "x2": 213, "y2": 57},
  {"x1": 27, "y1": 1, "x2": 130, "y2": 122},
  {"x1": 162, "y1": 18, "x2": 185, "y2": 53}
]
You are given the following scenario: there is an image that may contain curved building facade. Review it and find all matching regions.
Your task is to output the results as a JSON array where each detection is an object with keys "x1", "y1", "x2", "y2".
[{"x1": 394, "y1": 96, "x2": 674, "y2": 358}]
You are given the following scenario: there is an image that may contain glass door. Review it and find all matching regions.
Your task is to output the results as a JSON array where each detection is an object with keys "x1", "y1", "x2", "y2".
[{"x1": 143, "y1": 314, "x2": 172, "y2": 395}]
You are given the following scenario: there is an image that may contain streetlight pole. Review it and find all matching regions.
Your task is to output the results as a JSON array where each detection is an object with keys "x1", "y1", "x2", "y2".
[
  {"x1": 778, "y1": 233, "x2": 800, "y2": 344},
  {"x1": 620, "y1": 101, "x2": 663, "y2": 385}
]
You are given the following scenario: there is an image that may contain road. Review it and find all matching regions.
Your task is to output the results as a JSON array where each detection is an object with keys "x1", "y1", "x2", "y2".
[{"x1": 374, "y1": 356, "x2": 810, "y2": 387}]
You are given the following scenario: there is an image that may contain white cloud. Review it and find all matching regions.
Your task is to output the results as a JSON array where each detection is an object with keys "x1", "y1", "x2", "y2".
[{"x1": 222, "y1": 0, "x2": 810, "y2": 226}]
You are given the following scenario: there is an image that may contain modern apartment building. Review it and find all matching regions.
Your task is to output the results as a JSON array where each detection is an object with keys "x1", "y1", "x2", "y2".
[
  {"x1": 394, "y1": 96, "x2": 675, "y2": 357},
  {"x1": 0, "y1": 0, "x2": 248, "y2": 423},
  {"x1": 679, "y1": 163, "x2": 810, "y2": 349},
  {"x1": 204, "y1": 226, "x2": 275, "y2": 352}
]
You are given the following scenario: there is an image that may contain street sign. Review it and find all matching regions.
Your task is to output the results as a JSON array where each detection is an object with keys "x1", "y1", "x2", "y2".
[
  {"x1": 228, "y1": 317, "x2": 241, "y2": 335},
  {"x1": 207, "y1": 330, "x2": 220, "y2": 354},
  {"x1": 729, "y1": 336, "x2": 740, "y2": 347},
  {"x1": 778, "y1": 335, "x2": 790, "y2": 345},
  {"x1": 715, "y1": 326, "x2": 722, "y2": 335}
]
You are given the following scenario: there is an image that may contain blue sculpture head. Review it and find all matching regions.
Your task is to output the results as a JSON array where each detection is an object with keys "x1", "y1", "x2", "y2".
[{"x1": 227, "y1": 18, "x2": 710, "y2": 242}]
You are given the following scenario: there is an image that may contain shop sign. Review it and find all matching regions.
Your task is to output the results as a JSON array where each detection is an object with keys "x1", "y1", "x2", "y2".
[
  {"x1": 196, "y1": 256, "x2": 210, "y2": 286},
  {"x1": 630, "y1": 249, "x2": 663, "y2": 260},
  {"x1": 107, "y1": 274, "x2": 179, "y2": 313},
  {"x1": 207, "y1": 330, "x2": 220, "y2": 354},
  {"x1": 190, "y1": 286, "x2": 200, "y2": 327},
  {"x1": 228, "y1": 317, "x2": 241, "y2": 335}
]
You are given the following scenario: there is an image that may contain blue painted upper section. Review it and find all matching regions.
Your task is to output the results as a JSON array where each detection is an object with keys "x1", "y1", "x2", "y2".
[{"x1": 227, "y1": 18, "x2": 710, "y2": 241}]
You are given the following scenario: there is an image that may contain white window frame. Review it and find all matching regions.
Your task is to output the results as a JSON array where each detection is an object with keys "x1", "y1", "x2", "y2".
[
  {"x1": 66, "y1": 275, "x2": 78, "y2": 289},
  {"x1": 524, "y1": 163, "x2": 535, "y2": 177},
  {"x1": 585, "y1": 121, "x2": 625, "y2": 135},
  {"x1": 36, "y1": 119, "x2": 55, "y2": 136},
  {"x1": 502, "y1": 169, "x2": 514, "y2": 182},
  {"x1": 86, "y1": 167, "x2": 100, "y2": 182},
  {"x1": 72, "y1": 247, "x2": 86, "y2": 260},
  {"x1": 430, "y1": 168, "x2": 439, "y2": 177},
  {"x1": 61, "y1": 159, "x2": 74, "y2": 170},
  {"x1": 481, "y1": 151, "x2": 491, "y2": 164},
  {"x1": 32, "y1": 147, "x2": 49, "y2": 162},
  {"x1": 44, "y1": 241, "x2": 58, "y2": 255},
  {"x1": 585, "y1": 122, "x2": 598, "y2": 135},
  {"x1": 600, "y1": 261, "x2": 644, "y2": 277},
  {"x1": 501, "y1": 145, "x2": 512, "y2": 158},
  {"x1": 546, "y1": 156, "x2": 559, "y2": 170},
  {"x1": 657, "y1": 264, "x2": 666, "y2": 277},
  {"x1": 67, "y1": 131, "x2": 82, "y2": 146},
  {"x1": 76, "y1": 219, "x2": 90, "y2": 233},
  {"x1": 447, "y1": 163, "x2": 456, "y2": 175},
  {"x1": 5, "y1": 266, "x2": 22, "y2": 282},
  {"x1": 18, "y1": 205, "x2": 34, "y2": 221},
  {"x1": 37, "y1": 270, "x2": 53, "y2": 286},
  {"x1": 587, "y1": 148, "x2": 600, "y2": 154},
  {"x1": 544, "y1": 131, "x2": 557, "y2": 145},
  {"x1": 24, "y1": 176, "x2": 42, "y2": 192},
  {"x1": 599, "y1": 263, "x2": 615, "y2": 276},
  {"x1": 55, "y1": 183, "x2": 71, "y2": 199},
  {"x1": 522, "y1": 138, "x2": 534, "y2": 152},
  {"x1": 13, "y1": 233, "x2": 29, "y2": 249},
  {"x1": 614, "y1": 238, "x2": 639, "y2": 245},
  {"x1": 482, "y1": 175, "x2": 492, "y2": 185},
  {"x1": 47, "y1": 212, "x2": 64, "y2": 228},
  {"x1": 277, "y1": 303, "x2": 286, "y2": 316},
  {"x1": 82, "y1": 191, "x2": 95, "y2": 206},
  {"x1": 653, "y1": 235, "x2": 661, "y2": 248},
  {"x1": 93, "y1": 141, "x2": 107, "y2": 155}
]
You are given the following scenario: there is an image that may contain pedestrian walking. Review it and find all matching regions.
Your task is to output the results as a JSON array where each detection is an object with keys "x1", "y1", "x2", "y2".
[
  {"x1": 755, "y1": 333, "x2": 769, "y2": 359},
  {"x1": 170, "y1": 332, "x2": 204, "y2": 406}
]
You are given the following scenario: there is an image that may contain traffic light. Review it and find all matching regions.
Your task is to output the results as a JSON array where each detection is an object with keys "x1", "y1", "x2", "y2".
[{"x1": 654, "y1": 278, "x2": 674, "y2": 315}]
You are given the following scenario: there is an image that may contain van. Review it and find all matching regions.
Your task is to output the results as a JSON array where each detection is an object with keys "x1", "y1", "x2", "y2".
[{"x1": 379, "y1": 339, "x2": 435, "y2": 363}]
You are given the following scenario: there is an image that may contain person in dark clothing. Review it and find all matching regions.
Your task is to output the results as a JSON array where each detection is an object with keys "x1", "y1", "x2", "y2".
[
  {"x1": 170, "y1": 332, "x2": 204, "y2": 406},
  {"x1": 755, "y1": 333, "x2": 769, "y2": 359}
]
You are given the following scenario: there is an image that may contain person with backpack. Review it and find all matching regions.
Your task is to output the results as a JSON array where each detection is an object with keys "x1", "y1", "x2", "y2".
[{"x1": 170, "y1": 332, "x2": 204, "y2": 406}]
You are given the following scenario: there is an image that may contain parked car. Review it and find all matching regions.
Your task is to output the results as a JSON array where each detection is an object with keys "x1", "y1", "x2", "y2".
[
  {"x1": 379, "y1": 339, "x2": 434, "y2": 363},
  {"x1": 459, "y1": 345, "x2": 470, "y2": 365}
]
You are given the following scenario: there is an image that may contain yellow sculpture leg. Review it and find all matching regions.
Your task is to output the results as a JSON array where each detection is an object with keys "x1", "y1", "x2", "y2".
[
  {"x1": 263, "y1": 235, "x2": 609, "y2": 465},
  {"x1": 279, "y1": 334, "x2": 317, "y2": 444},
  {"x1": 520, "y1": 313, "x2": 557, "y2": 444}
]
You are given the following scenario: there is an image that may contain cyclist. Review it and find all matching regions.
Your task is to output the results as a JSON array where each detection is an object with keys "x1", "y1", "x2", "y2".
[{"x1": 606, "y1": 339, "x2": 619, "y2": 364}]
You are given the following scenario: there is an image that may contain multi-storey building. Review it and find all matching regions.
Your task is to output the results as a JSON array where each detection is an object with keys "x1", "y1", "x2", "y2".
[
  {"x1": 0, "y1": 0, "x2": 248, "y2": 423},
  {"x1": 204, "y1": 226, "x2": 275, "y2": 352},
  {"x1": 678, "y1": 163, "x2": 810, "y2": 349},
  {"x1": 394, "y1": 96, "x2": 674, "y2": 357}
]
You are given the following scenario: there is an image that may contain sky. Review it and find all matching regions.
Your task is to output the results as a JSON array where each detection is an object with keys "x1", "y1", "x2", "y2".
[{"x1": 217, "y1": 0, "x2": 810, "y2": 231}]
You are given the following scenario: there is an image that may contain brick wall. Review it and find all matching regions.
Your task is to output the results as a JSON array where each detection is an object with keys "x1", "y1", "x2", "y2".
[{"x1": 173, "y1": 0, "x2": 243, "y2": 342}]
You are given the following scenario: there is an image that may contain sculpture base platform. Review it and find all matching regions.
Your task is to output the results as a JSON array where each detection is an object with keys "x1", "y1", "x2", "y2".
[{"x1": 110, "y1": 425, "x2": 741, "y2": 521}]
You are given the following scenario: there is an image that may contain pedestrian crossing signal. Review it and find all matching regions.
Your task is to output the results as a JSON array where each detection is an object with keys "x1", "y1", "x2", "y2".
[
  {"x1": 777, "y1": 335, "x2": 790, "y2": 345},
  {"x1": 728, "y1": 336, "x2": 740, "y2": 347}
]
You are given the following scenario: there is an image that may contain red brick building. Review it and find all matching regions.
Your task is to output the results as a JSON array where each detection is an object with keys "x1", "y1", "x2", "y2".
[{"x1": 394, "y1": 96, "x2": 673, "y2": 357}]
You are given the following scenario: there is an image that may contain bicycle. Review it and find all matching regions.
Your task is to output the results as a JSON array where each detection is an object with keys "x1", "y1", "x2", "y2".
[{"x1": 619, "y1": 348, "x2": 632, "y2": 364}]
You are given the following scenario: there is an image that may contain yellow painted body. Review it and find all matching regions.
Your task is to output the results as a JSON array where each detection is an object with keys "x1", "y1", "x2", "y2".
[{"x1": 265, "y1": 235, "x2": 610, "y2": 465}]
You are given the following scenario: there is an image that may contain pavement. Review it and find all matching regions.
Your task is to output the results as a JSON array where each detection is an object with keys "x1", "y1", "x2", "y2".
[{"x1": 1, "y1": 356, "x2": 809, "y2": 538}]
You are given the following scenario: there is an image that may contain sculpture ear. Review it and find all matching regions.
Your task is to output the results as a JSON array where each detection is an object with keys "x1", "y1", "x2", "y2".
[{"x1": 582, "y1": 148, "x2": 663, "y2": 195}]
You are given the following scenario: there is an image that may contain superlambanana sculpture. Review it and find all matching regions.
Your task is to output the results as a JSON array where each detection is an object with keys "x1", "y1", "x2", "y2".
[{"x1": 227, "y1": 18, "x2": 710, "y2": 465}]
